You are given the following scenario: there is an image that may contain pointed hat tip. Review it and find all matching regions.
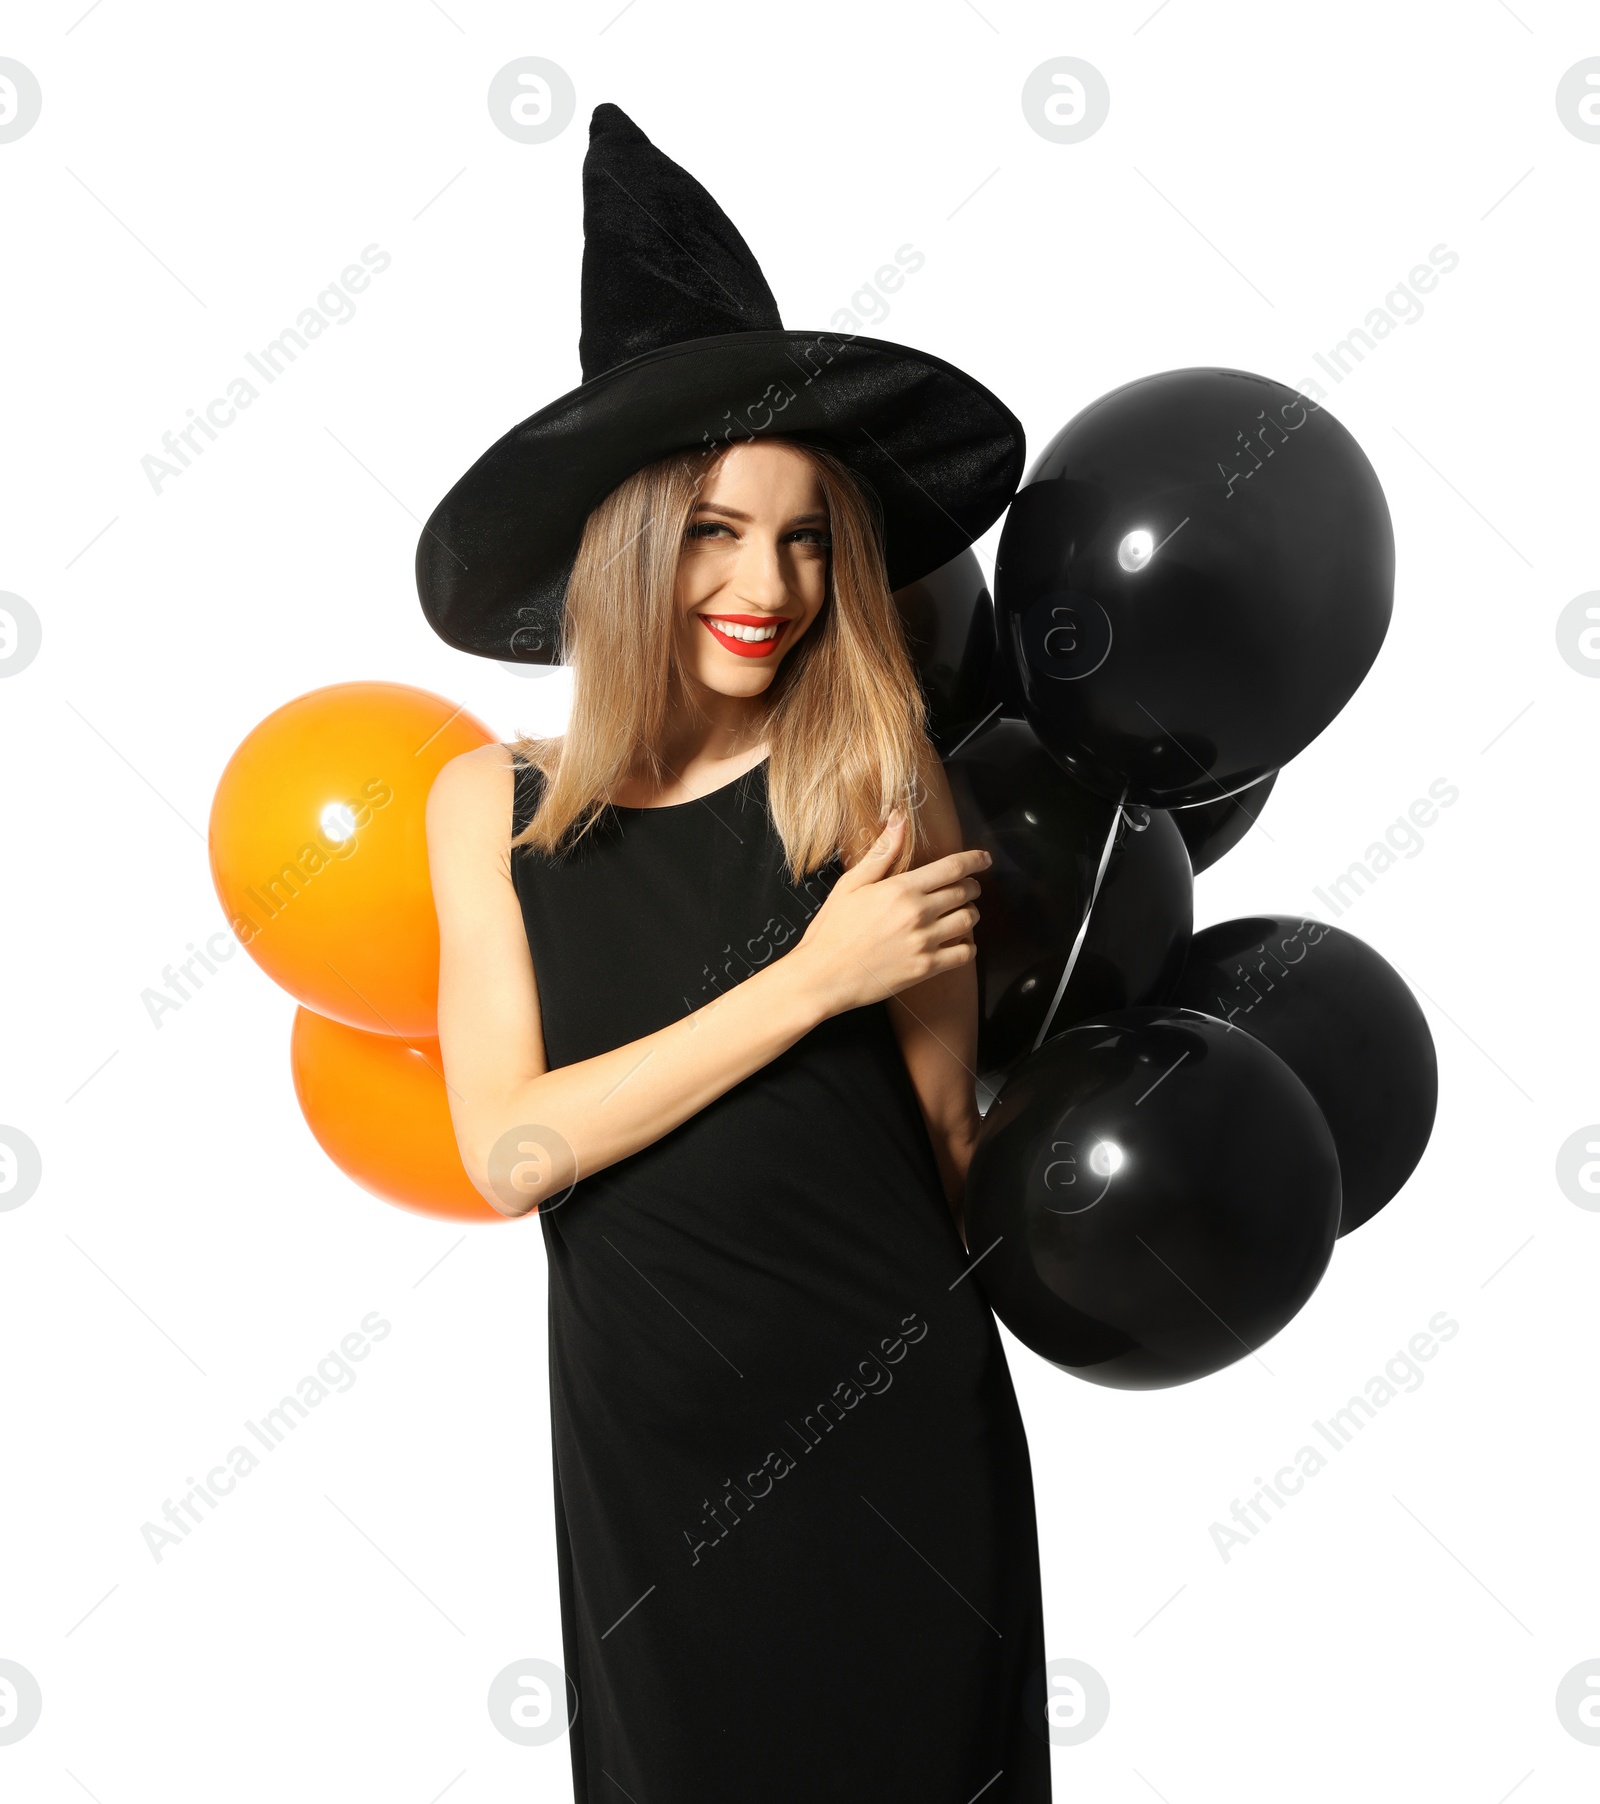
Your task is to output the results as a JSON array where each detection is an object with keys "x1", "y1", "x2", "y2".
[{"x1": 588, "y1": 101, "x2": 644, "y2": 142}]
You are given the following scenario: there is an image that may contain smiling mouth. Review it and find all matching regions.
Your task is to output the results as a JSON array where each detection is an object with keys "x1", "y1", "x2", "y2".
[{"x1": 698, "y1": 614, "x2": 793, "y2": 659}]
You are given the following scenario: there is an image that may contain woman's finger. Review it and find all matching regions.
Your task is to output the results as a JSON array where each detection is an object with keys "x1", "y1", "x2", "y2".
[
  {"x1": 834, "y1": 808, "x2": 907, "y2": 889},
  {"x1": 918, "y1": 874, "x2": 984, "y2": 916},
  {"x1": 901, "y1": 846, "x2": 990, "y2": 893},
  {"x1": 926, "y1": 903, "x2": 980, "y2": 944}
]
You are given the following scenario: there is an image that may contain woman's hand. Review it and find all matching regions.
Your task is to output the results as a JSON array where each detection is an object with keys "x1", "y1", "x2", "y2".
[{"x1": 791, "y1": 810, "x2": 989, "y2": 1018}]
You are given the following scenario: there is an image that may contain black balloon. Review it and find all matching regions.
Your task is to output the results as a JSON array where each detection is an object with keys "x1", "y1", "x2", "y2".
[
  {"x1": 976, "y1": 583, "x2": 1029, "y2": 730},
  {"x1": 993, "y1": 368, "x2": 1393, "y2": 807},
  {"x1": 1167, "y1": 915, "x2": 1436, "y2": 1235},
  {"x1": 1169, "y1": 769, "x2": 1278, "y2": 875},
  {"x1": 944, "y1": 719, "x2": 1192, "y2": 1076},
  {"x1": 893, "y1": 548, "x2": 1000, "y2": 753},
  {"x1": 965, "y1": 1008, "x2": 1342, "y2": 1389}
]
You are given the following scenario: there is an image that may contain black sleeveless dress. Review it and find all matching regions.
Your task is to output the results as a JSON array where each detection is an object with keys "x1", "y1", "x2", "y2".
[{"x1": 510, "y1": 753, "x2": 1052, "y2": 1801}]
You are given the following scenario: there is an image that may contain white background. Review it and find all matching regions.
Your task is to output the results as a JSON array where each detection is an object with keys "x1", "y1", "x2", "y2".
[{"x1": 2, "y1": 2, "x2": 1597, "y2": 1798}]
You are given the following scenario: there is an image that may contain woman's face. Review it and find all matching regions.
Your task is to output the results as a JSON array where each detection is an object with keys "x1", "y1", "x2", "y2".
[{"x1": 672, "y1": 440, "x2": 830, "y2": 699}]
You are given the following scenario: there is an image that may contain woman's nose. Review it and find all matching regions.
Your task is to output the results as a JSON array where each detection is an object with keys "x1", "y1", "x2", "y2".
[{"x1": 731, "y1": 534, "x2": 791, "y2": 608}]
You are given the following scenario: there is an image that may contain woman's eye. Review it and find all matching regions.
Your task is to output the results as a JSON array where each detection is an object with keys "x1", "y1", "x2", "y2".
[{"x1": 684, "y1": 521, "x2": 829, "y2": 547}]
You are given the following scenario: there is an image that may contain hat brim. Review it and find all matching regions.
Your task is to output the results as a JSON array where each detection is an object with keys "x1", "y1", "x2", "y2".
[{"x1": 415, "y1": 329, "x2": 1025, "y2": 664}]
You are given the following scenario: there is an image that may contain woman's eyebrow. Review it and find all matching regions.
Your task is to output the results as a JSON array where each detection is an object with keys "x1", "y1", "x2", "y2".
[{"x1": 690, "y1": 503, "x2": 830, "y2": 527}]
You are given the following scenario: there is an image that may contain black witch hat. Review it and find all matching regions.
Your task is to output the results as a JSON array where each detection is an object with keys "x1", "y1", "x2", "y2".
[{"x1": 416, "y1": 103, "x2": 1025, "y2": 665}]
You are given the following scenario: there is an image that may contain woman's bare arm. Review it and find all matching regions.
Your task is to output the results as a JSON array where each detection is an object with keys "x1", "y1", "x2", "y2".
[
  {"x1": 882, "y1": 744, "x2": 984, "y2": 1243},
  {"x1": 426, "y1": 743, "x2": 987, "y2": 1216}
]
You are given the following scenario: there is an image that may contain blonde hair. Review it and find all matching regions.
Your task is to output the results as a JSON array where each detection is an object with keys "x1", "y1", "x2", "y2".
[{"x1": 509, "y1": 439, "x2": 930, "y2": 879}]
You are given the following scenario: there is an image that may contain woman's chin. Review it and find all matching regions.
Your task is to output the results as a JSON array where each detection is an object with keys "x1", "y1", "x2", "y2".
[{"x1": 683, "y1": 650, "x2": 786, "y2": 699}]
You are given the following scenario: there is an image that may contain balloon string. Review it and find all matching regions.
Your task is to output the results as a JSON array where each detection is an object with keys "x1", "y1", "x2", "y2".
[
  {"x1": 1031, "y1": 786, "x2": 1129, "y2": 1053},
  {"x1": 1164, "y1": 767, "x2": 1274, "y2": 811}
]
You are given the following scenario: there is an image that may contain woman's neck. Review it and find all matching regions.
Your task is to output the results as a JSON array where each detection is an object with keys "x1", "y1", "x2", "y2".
[{"x1": 611, "y1": 687, "x2": 769, "y2": 809}]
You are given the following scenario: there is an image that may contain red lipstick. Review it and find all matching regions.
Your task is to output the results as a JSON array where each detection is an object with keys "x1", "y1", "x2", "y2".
[{"x1": 697, "y1": 614, "x2": 792, "y2": 659}]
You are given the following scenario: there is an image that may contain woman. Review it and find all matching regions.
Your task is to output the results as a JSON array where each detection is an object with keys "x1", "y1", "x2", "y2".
[{"x1": 421, "y1": 104, "x2": 1050, "y2": 1800}]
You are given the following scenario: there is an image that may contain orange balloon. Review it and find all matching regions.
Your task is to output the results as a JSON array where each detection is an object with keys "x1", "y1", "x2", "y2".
[
  {"x1": 209, "y1": 682, "x2": 495, "y2": 1036},
  {"x1": 290, "y1": 1006, "x2": 503, "y2": 1223}
]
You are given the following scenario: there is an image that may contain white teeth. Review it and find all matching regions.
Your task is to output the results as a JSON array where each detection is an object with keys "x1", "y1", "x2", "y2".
[{"x1": 709, "y1": 619, "x2": 780, "y2": 642}]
